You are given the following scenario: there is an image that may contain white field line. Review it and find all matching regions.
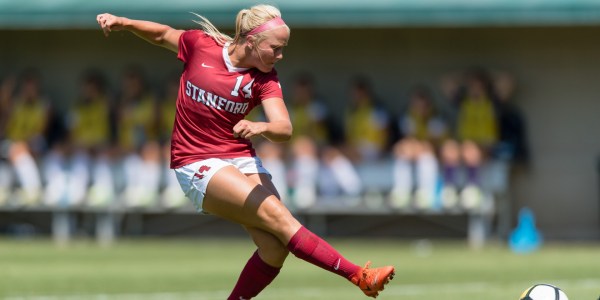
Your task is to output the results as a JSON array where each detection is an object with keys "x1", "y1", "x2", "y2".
[{"x1": 4, "y1": 278, "x2": 600, "y2": 300}]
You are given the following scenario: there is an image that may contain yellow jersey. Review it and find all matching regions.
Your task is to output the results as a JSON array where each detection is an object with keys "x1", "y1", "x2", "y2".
[
  {"x1": 457, "y1": 97, "x2": 498, "y2": 146},
  {"x1": 118, "y1": 95, "x2": 158, "y2": 149},
  {"x1": 4, "y1": 99, "x2": 47, "y2": 141},
  {"x1": 70, "y1": 97, "x2": 111, "y2": 148}
]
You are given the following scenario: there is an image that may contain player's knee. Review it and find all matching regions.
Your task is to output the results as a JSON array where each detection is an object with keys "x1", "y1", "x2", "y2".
[
  {"x1": 8, "y1": 142, "x2": 29, "y2": 160},
  {"x1": 257, "y1": 198, "x2": 299, "y2": 236}
]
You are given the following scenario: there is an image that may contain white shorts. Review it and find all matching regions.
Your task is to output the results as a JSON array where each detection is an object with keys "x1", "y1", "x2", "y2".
[{"x1": 174, "y1": 157, "x2": 270, "y2": 213}]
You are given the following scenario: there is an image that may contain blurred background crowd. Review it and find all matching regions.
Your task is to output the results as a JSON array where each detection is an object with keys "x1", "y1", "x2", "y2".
[
  {"x1": 0, "y1": 66, "x2": 529, "y2": 214},
  {"x1": 2, "y1": 0, "x2": 600, "y2": 242}
]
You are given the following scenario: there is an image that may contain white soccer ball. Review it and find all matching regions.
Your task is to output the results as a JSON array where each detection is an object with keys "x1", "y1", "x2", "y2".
[{"x1": 519, "y1": 284, "x2": 569, "y2": 300}]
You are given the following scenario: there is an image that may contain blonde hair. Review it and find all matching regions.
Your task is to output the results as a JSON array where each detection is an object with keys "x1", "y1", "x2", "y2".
[{"x1": 192, "y1": 4, "x2": 286, "y2": 46}]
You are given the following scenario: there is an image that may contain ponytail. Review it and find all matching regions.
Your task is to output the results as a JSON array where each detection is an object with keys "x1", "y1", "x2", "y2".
[
  {"x1": 192, "y1": 4, "x2": 285, "y2": 46},
  {"x1": 191, "y1": 12, "x2": 233, "y2": 46}
]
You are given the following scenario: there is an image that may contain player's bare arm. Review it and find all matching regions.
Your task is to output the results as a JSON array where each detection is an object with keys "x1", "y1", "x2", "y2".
[
  {"x1": 233, "y1": 97, "x2": 292, "y2": 142},
  {"x1": 96, "y1": 13, "x2": 183, "y2": 53}
]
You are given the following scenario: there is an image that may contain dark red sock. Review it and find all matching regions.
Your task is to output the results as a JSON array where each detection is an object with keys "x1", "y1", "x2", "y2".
[
  {"x1": 287, "y1": 226, "x2": 361, "y2": 280},
  {"x1": 228, "y1": 251, "x2": 281, "y2": 300}
]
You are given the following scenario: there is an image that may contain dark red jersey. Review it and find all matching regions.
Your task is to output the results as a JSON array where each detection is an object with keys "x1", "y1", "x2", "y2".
[{"x1": 170, "y1": 30, "x2": 283, "y2": 169}]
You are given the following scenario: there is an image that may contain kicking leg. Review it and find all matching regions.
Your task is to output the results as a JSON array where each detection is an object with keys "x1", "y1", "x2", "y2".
[{"x1": 203, "y1": 166, "x2": 394, "y2": 298}]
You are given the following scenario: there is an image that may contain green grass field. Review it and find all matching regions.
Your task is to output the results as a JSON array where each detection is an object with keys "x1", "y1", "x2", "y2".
[{"x1": 1, "y1": 238, "x2": 599, "y2": 300}]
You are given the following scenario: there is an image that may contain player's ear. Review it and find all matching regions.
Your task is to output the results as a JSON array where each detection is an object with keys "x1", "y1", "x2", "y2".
[{"x1": 246, "y1": 36, "x2": 255, "y2": 49}]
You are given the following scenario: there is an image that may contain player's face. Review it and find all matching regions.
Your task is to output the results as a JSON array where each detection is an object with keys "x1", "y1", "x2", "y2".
[{"x1": 252, "y1": 26, "x2": 289, "y2": 72}]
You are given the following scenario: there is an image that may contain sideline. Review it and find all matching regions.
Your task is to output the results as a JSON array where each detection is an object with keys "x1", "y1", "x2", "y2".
[{"x1": 5, "y1": 278, "x2": 600, "y2": 299}]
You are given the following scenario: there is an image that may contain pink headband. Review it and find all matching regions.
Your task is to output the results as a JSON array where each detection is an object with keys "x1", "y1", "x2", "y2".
[{"x1": 247, "y1": 17, "x2": 287, "y2": 36}]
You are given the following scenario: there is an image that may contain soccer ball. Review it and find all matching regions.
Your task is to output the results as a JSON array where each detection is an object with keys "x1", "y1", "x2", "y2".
[{"x1": 519, "y1": 284, "x2": 569, "y2": 300}]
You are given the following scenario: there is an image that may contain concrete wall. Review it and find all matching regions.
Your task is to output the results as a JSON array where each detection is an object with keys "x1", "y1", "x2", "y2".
[{"x1": 1, "y1": 26, "x2": 599, "y2": 239}]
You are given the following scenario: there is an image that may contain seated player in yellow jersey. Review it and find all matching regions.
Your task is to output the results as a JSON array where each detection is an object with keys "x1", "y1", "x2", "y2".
[
  {"x1": 115, "y1": 67, "x2": 162, "y2": 208},
  {"x1": 44, "y1": 71, "x2": 115, "y2": 207},
  {"x1": 289, "y1": 74, "x2": 362, "y2": 207},
  {"x1": 439, "y1": 69, "x2": 500, "y2": 210},
  {"x1": 343, "y1": 76, "x2": 391, "y2": 164},
  {"x1": 0, "y1": 71, "x2": 47, "y2": 205},
  {"x1": 391, "y1": 85, "x2": 448, "y2": 210}
]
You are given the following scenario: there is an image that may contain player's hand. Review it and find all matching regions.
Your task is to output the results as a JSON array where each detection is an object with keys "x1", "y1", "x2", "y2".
[
  {"x1": 233, "y1": 120, "x2": 267, "y2": 139},
  {"x1": 97, "y1": 13, "x2": 125, "y2": 37}
]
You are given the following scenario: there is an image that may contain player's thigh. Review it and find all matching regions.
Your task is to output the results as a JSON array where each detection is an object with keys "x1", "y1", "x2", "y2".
[
  {"x1": 246, "y1": 173, "x2": 280, "y2": 199},
  {"x1": 202, "y1": 166, "x2": 300, "y2": 241}
]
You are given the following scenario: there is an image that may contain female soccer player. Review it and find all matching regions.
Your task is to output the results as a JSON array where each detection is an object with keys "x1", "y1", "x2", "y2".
[{"x1": 97, "y1": 4, "x2": 394, "y2": 299}]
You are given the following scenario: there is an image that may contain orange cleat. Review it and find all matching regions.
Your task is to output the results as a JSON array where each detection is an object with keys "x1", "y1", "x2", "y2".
[{"x1": 350, "y1": 261, "x2": 395, "y2": 298}]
